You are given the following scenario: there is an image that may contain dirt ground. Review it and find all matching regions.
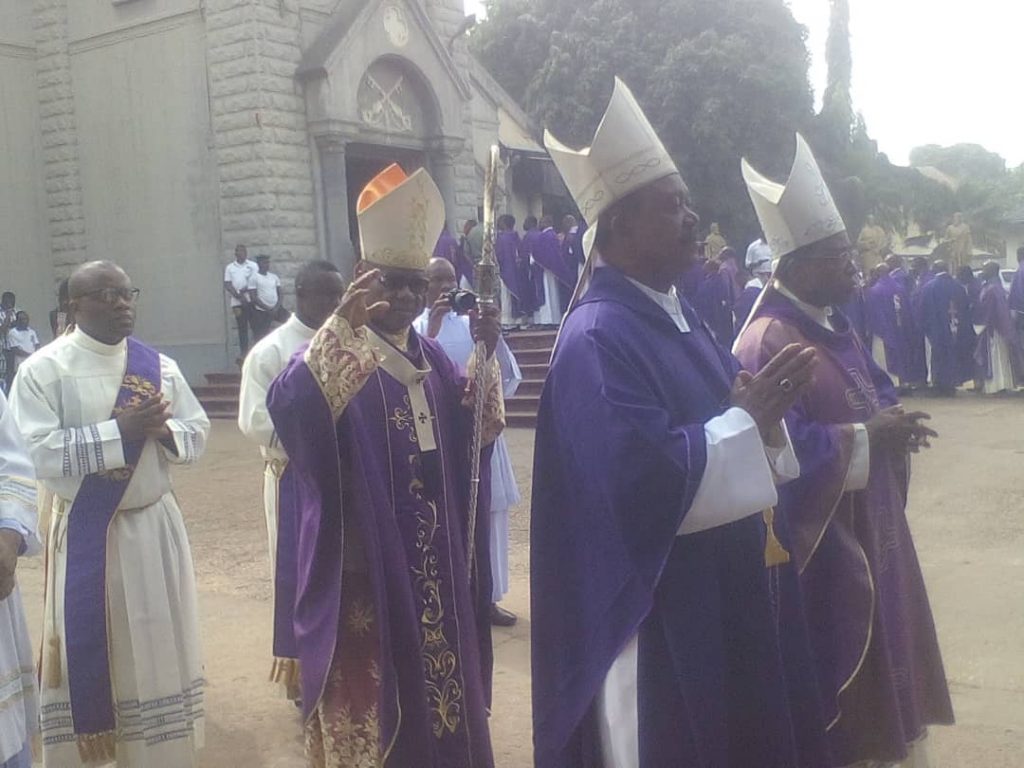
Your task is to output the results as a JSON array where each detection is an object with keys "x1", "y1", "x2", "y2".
[{"x1": 15, "y1": 395, "x2": 1024, "y2": 767}]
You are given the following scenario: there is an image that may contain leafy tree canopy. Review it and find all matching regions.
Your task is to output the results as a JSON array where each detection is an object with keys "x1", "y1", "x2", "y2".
[{"x1": 472, "y1": 0, "x2": 814, "y2": 242}]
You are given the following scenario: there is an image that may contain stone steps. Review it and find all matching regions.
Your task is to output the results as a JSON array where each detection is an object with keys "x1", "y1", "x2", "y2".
[{"x1": 196, "y1": 328, "x2": 558, "y2": 429}]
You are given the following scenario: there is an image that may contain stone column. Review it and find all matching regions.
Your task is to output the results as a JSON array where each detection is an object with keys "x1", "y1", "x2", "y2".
[
  {"x1": 318, "y1": 136, "x2": 357, "y2": 279},
  {"x1": 430, "y1": 151, "x2": 458, "y2": 231}
]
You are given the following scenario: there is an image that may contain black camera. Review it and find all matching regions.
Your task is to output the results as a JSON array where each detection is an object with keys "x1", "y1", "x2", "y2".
[{"x1": 444, "y1": 289, "x2": 478, "y2": 315}]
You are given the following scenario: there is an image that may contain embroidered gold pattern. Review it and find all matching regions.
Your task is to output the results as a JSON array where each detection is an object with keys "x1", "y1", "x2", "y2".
[
  {"x1": 347, "y1": 601, "x2": 375, "y2": 637},
  {"x1": 307, "y1": 703, "x2": 383, "y2": 768},
  {"x1": 408, "y1": 458, "x2": 463, "y2": 738},
  {"x1": 468, "y1": 354, "x2": 506, "y2": 446},
  {"x1": 304, "y1": 315, "x2": 382, "y2": 420},
  {"x1": 98, "y1": 373, "x2": 161, "y2": 481}
]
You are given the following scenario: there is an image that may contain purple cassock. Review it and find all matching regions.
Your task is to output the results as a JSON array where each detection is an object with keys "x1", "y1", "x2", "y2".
[
  {"x1": 562, "y1": 225, "x2": 584, "y2": 273},
  {"x1": 733, "y1": 283, "x2": 763, "y2": 336},
  {"x1": 267, "y1": 329, "x2": 495, "y2": 767},
  {"x1": 841, "y1": 285, "x2": 869, "y2": 343},
  {"x1": 1009, "y1": 264, "x2": 1024, "y2": 314},
  {"x1": 520, "y1": 227, "x2": 546, "y2": 309},
  {"x1": 496, "y1": 229, "x2": 534, "y2": 317},
  {"x1": 531, "y1": 266, "x2": 815, "y2": 768},
  {"x1": 919, "y1": 273, "x2": 976, "y2": 390},
  {"x1": 975, "y1": 279, "x2": 1024, "y2": 382},
  {"x1": 891, "y1": 268, "x2": 928, "y2": 384},
  {"x1": 675, "y1": 261, "x2": 705, "y2": 305},
  {"x1": 434, "y1": 229, "x2": 459, "y2": 269},
  {"x1": 735, "y1": 289, "x2": 954, "y2": 767},
  {"x1": 694, "y1": 269, "x2": 737, "y2": 348},
  {"x1": 535, "y1": 227, "x2": 577, "y2": 291},
  {"x1": 865, "y1": 274, "x2": 910, "y2": 380}
]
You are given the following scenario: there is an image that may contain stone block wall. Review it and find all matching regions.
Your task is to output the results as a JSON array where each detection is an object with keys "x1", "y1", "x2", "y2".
[
  {"x1": 204, "y1": 0, "x2": 320, "y2": 292},
  {"x1": 32, "y1": 0, "x2": 86, "y2": 277}
]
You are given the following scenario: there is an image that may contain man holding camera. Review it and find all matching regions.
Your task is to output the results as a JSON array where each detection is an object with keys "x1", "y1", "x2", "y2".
[
  {"x1": 267, "y1": 164, "x2": 503, "y2": 767},
  {"x1": 415, "y1": 257, "x2": 523, "y2": 627}
]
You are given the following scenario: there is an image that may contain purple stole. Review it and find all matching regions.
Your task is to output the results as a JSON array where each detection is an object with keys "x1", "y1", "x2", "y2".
[
  {"x1": 64, "y1": 337, "x2": 161, "y2": 739},
  {"x1": 272, "y1": 461, "x2": 300, "y2": 663}
]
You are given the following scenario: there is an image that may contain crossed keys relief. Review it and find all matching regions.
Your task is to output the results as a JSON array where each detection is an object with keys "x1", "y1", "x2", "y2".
[{"x1": 360, "y1": 72, "x2": 414, "y2": 134}]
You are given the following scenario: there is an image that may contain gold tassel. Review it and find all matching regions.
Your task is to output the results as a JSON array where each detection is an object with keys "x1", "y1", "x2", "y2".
[
  {"x1": 77, "y1": 731, "x2": 116, "y2": 764},
  {"x1": 763, "y1": 508, "x2": 791, "y2": 567},
  {"x1": 44, "y1": 634, "x2": 62, "y2": 689},
  {"x1": 269, "y1": 657, "x2": 302, "y2": 700}
]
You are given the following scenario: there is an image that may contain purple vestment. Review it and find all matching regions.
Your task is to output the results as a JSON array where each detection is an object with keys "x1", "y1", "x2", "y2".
[
  {"x1": 694, "y1": 269, "x2": 737, "y2": 348},
  {"x1": 919, "y1": 273, "x2": 975, "y2": 390},
  {"x1": 974, "y1": 280, "x2": 1024, "y2": 382},
  {"x1": 496, "y1": 230, "x2": 534, "y2": 317},
  {"x1": 892, "y1": 269, "x2": 928, "y2": 383},
  {"x1": 865, "y1": 275, "x2": 910, "y2": 381},
  {"x1": 733, "y1": 283, "x2": 762, "y2": 336},
  {"x1": 531, "y1": 266, "x2": 810, "y2": 768},
  {"x1": 433, "y1": 230, "x2": 459, "y2": 270},
  {"x1": 1009, "y1": 264, "x2": 1024, "y2": 313},
  {"x1": 735, "y1": 290, "x2": 954, "y2": 766},
  {"x1": 268, "y1": 330, "x2": 494, "y2": 767},
  {"x1": 520, "y1": 227, "x2": 546, "y2": 310},
  {"x1": 534, "y1": 227, "x2": 576, "y2": 289},
  {"x1": 841, "y1": 286, "x2": 869, "y2": 343}
]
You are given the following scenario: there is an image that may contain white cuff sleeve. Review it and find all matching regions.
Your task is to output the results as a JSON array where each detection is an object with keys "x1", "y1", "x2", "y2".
[
  {"x1": 763, "y1": 421, "x2": 800, "y2": 482},
  {"x1": 65, "y1": 419, "x2": 127, "y2": 477},
  {"x1": 846, "y1": 424, "x2": 871, "y2": 491},
  {"x1": 678, "y1": 407, "x2": 779, "y2": 535}
]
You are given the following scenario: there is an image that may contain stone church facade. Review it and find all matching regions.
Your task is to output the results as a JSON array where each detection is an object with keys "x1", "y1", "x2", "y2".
[{"x1": 0, "y1": 0, "x2": 549, "y2": 379}]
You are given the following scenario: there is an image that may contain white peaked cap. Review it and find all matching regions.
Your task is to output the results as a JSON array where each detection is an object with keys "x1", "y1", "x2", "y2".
[
  {"x1": 357, "y1": 164, "x2": 445, "y2": 271},
  {"x1": 741, "y1": 134, "x2": 846, "y2": 258},
  {"x1": 544, "y1": 78, "x2": 679, "y2": 225}
]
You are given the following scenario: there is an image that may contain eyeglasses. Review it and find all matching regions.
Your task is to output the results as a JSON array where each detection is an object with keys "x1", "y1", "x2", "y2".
[
  {"x1": 378, "y1": 272, "x2": 430, "y2": 295},
  {"x1": 77, "y1": 287, "x2": 141, "y2": 304}
]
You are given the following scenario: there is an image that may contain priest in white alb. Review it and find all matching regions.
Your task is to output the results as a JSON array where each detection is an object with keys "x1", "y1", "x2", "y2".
[
  {"x1": 10, "y1": 261, "x2": 210, "y2": 767},
  {"x1": 238, "y1": 258, "x2": 345, "y2": 696},
  {"x1": 0, "y1": 390, "x2": 39, "y2": 768}
]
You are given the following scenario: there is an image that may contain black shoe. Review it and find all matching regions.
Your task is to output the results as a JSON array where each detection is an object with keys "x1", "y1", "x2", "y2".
[{"x1": 490, "y1": 604, "x2": 517, "y2": 627}]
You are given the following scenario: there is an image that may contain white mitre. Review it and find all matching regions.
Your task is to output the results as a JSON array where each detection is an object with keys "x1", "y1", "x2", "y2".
[
  {"x1": 357, "y1": 163, "x2": 444, "y2": 271},
  {"x1": 741, "y1": 134, "x2": 846, "y2": 258},
  {"x1": 544, "y1": 78, "x2": 678, "y2": 227}
]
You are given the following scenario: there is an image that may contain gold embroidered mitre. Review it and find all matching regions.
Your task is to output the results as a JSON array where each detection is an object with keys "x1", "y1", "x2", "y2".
[{"x1": 357, "y1": 163, "x2": 445, "y2": 271}]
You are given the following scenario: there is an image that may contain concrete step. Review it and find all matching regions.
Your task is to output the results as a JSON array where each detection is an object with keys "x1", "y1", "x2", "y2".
[
  {"x1": 516, "y1": 380, "x2": 544, "y2": 397},
  {"x1": 514, "y1": 348, "x2": 552, "y2": 366},
  {"x1": 206, "y1": 372, "x2": 241, "y2": 385},
  {"x1": 506, "y1": 395, "x2": 541, "y2": 415},
  {"x1": 505, "y1": 329, "x2": 558, "y2": 352},
  {"x1": 506, "y1": 413, "x2": 537, "y2": 429},
  {"x1": 520, "y1": 364, "x2": 550, "y2": 381},
  {"x1": 193, "y1": 384, "x2": 240, "y2": 398}
]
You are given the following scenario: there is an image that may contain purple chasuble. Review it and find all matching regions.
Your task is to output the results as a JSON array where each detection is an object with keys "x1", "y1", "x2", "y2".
[
  {"x1": 433, "y1": 230, "x2": 459, "y2": 270},
  {"x1": 891, "y1": 269, "x2": 928, "y2": 383},
  {"x1": 65, "y1": 337, "x2": 161, "y2": 737},
  {"x1": 919, "y1": 273, "x2": 975, "y2": 389},
  {"x1": 841, "y1": 286, "x2": 869, "y2": 343},
  {"x1": 531, "y1": 266, "x2": 807, "y2": 768},
  {"x1": 865, "y1": 275, "x2": 910, "y2": 380},
  {"x1": 735, "y1": 290, "x2": 953, "y2": 766},
  {"x1": 974, "y1": 280, "x2": 1024, "y2": 382},
  {"x1": 268, "y1": 330, "x2": 494, "y2": 768}
]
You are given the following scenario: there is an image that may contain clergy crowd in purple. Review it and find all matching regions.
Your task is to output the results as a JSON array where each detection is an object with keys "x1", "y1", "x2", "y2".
[{"x1": 13, "y1": 74, "x2": 1024, "y2": 768}]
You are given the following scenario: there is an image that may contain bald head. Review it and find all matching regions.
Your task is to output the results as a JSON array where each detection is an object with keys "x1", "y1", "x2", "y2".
[
  {"x1": 68, "y1": 260, "x2": 136, "y2": 344},
  {"x1": 426, "y1": 257, "x2": 458, "y2": 306},
  {"x1": 982, "y1": 260, "x2": 1001, "y2": 281},
  {"x1": 68, "y1": 261, "x2": 130, "y2": 299}
]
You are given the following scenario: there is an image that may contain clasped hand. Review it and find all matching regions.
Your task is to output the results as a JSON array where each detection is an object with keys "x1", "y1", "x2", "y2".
[{"x1": 730, "y1": 343, "x2": 817, "y2": 440}]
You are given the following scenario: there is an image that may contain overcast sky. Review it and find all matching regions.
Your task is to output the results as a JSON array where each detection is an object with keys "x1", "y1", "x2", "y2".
[{"x1": 464, "y1": 0, "x2": 1024, "y2": 167}]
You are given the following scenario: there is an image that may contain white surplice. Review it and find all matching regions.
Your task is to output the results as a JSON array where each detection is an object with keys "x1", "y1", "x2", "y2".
[
  {"x1": 238, "y1": 314, "x2": 316, "y2": 569},
  {"x1": 9, "y1": 328, "x2": 209, "y2": 768},
  {"x1": 974, "y1": 324, "x2": 1016, "y2": 394},
  {"x1": 596, "y1": 278, "x2": 801, "y2": 768},
  {"x1": 0, "y1": 390, "x2": 40, "y2": 768},
  {"x1": 413, "y1": 310, "x2": 522, "y2": 601},
  {"x1": 533, "y1": 270, "x2": 564, "y2": 326}
]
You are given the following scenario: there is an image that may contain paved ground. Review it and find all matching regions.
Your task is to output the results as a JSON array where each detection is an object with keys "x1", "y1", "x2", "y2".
[{"x1": 15, "y1": 394, "x2": 1024, "y2": 766}]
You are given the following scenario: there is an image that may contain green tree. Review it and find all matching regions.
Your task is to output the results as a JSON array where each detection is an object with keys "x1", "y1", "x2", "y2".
[
  {"x1": 472, "y1": 0, "x2": 814, "y2": 242},
  {"x1": 815, "y1": 0, "x2": 854, "y2": 161}
]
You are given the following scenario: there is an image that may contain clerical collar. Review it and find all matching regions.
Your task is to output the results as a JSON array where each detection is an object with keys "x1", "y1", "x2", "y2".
[
  {"x1": 622, "y1": 275, "x2": 691, "y2": 333},
  {"x1": 71, "y1": 326, "x2": 127, "y2": 357},
  {"x1": 773, "y1": 280, "x2": 832, "y2": 330},
  {"x1": 375, "y1": 326, "x2": 410, "y2": 352},
  {"x1": 286, "y1": 313, "x2": 317, "y2": 338}
]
